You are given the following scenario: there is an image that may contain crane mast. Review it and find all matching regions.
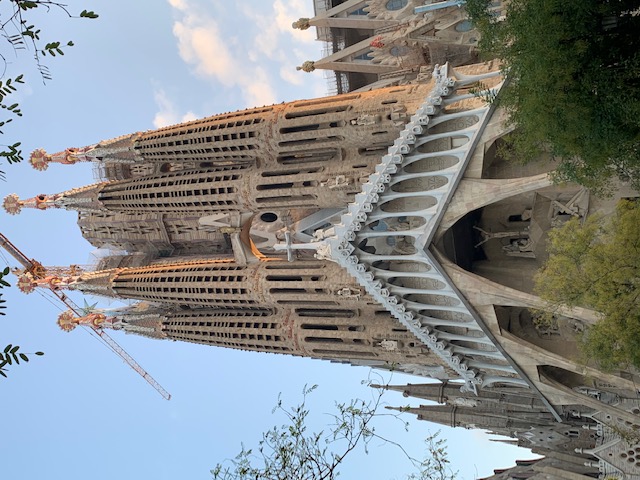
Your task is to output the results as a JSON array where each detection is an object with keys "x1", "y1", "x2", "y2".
[{"x1": 0, "y1": 232, "x2": 171, "y2": 400}]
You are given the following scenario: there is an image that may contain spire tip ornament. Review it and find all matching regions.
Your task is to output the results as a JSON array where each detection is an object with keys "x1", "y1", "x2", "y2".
[
  {"x1": 3, "y1": 193, "x2": 22, "y2": 215},
  {"x1": 296, "y1": 60, "x2": 315, "y2": 73},
  {"x1": 57, "y1": 309, "x2": 109, "y2": 332},
  {"x1": 292, "y1": 18, "x2": 310, "y2": 30},
  {"x1": 57, "y1": 310, "x2": 77, "y2": 331},
  {"x1": 17, "y1": 273, "x2": 35, "y2": 294},
  {"x1": 29, "y1": 148, "x2": 51, "y2": 171}
]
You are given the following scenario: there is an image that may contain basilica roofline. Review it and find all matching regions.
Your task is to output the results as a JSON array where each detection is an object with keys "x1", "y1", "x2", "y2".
[{"x1": 270, "y1": 62, "x2": 559, "y2": 417}]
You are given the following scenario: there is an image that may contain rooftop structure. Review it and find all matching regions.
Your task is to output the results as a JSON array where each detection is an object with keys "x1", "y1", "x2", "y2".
[
  {"x1": 294, "y1": 0, "x2": 503, "y2": 93},
  {"x1": 5, "y1": 60, "x2": 640, "y2": 479}
]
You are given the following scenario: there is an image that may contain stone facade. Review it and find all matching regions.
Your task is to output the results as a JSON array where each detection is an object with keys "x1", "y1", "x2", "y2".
[
  {"x1": 5, "y1": 58, "x2": 640, "y2": 479},
  {"x1": 295, "y1": 0, "x2": 503, "y2": 93}
]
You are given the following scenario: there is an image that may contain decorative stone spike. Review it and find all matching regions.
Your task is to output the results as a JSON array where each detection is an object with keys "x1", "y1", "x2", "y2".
[
  {"x1": 17, "y1": 274, "x2": 35, "y2": 293},
  {"x1": 29, "y1": 149, "x2": 50, "y2": 171},
  {"x1": 3, "y1": 194, "x2": 22, "y2": 215}
]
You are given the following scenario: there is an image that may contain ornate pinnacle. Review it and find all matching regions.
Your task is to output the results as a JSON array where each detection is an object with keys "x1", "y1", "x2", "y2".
[
  {"x1": 3, "y1": 194, "x2": 22, "y2": 215},
  {"x1": 17, "y1": 274, "x2": 36, "y2": 294},
  {"x1": 14, "y1": 268, "x2": 83, "y2": 294},
  {"x1": 291, "y1": 17, "x2": 310, "y2": 30},
  {"x1": 2, "y1": 183, "x2": 103, "y2": 215},
  {"x1": 296, "y1": 60, "x2": 316, "y2": 73},
  {"x1": 3, "y1": 192, "x2": 59, "y2": 214},
  {"x1": 29, "y1": 149, "x2": 51, "y2": 171},
  {"x1": 57, "y1": 309, "x2": 110, "y2": 332},
  {"x1": 28, "y1": 146, "x2": 98, "y2": 171}
]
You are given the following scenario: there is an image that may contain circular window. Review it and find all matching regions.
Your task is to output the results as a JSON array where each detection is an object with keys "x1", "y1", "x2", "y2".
[
  {"x1": 455, "y1": 20, "x2": 473, "y2": 32},
  {"x1": 260, "y1": 212, "x2": 278, "y2": 223},
  {"x1": 389, "y1": 45, "x2": 410, "y2": 57},
  {"x1": 386, "y1": 0, "x2": 408, "y2": 11}
]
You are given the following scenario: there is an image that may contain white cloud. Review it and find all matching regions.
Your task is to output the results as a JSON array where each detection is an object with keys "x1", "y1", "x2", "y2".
[
  {"x1": 165, "y1": 0, "x2": 326, "y2": 107},
  {"x1": 172, "y1": 15, "x2": 238, "y2": 86},
  {"x1": 273, "y1": 0, "x2": 317, "y2": 44},
  {"x1": 167, "y1": 0, "x2": 277, "y2": 107},
  {"x1": 280, "y1": 64, "x2": 303, "y2": 86},
  {"x1": 152, "y1": 88, "x2": 197, "y2": 128},
  {"x1": 167, "y1": 0, "x2": 187, "y2": 11}
]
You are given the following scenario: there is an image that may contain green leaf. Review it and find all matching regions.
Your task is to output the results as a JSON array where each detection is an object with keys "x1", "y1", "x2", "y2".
[
  {"x1": 80, "y1": 10, "x2": 99, "y2": 19},
  {"x1": 4, "y1": 344, "x2": 12, "y2": 354},
  {"x1": 10, "y1": 345, "x2": 19, "y2": 354},
  {"x1": 19, "y1": 353, "x2": 28, "y2": 362},
  {"x1": 35, "y1": 352, "x2": 44, "y2": 356}
]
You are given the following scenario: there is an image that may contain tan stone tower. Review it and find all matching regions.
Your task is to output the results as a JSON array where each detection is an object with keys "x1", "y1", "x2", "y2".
[
  {"x1": 6, "y1": 59, "x2": 640, "y2": 479},
  {"x1": 6, "y1": 63, "x2": 513, "y2": 384}
]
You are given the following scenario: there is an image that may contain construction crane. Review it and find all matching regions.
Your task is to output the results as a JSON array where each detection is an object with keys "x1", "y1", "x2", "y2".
[{"x1": 0, "y1": 232, "x2": 171, "y2": 400}]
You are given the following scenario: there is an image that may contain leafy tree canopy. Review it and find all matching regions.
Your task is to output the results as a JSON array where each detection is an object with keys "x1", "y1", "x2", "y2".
[
  {"x1": 466, "y1": 0, "x2": 640, "y2": 194},
  {"x1": 534, "y1": 200, "x2": 640, "y2": 369}
]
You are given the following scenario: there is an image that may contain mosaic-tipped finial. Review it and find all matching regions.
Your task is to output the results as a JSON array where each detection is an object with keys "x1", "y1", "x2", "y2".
[
  {"x1": 17, "y1": 274, "x2": 36, "y2": 294},
  {"x1": 296, "y1": 60, "x2": 315, "y2": 73},
  {"x1": 57, "y1": 310, "x2": 77, "y2": 331},
  {"x1": 3, "y1": 192, "x2": 71, "y2": 214},
  {"x1": 3, "y1": 193, "x2": 22, "y2": 215},
  {"x1": 370, "y1": 36, "x2": 385, "y2": 48},
  {"x1": 57, "y1": 309, "x2": 108, "y2": 332},
  {"x1": 29, "y1": 148, "x2": 51, "y2": 171},
  {"x1": 28, "y1": 145, "x2": 100, "y2": 171},
  {"x1": 292, "y1": 18, "x2": 310, "y2": 30}
]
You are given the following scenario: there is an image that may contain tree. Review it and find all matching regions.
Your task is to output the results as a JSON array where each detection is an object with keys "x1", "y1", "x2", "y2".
[
  {"x1": 466, "y1": 0, "x2": 640, "y2": 194},
  {"x1": 210, "y1": 384, "x2": 455, "y2": 480},
  {"x1": 0, "y1": 267, "x2": 44, "y2": 378},
  {"x1": 0, "y1": 1, "x2": 98, "y2": 169},
  {"x1": 0, "y1": 343, "x2": 44, "y2": 377},
  {"x1": 534, "y1": 200, "x2": 640, "y2": 369}
]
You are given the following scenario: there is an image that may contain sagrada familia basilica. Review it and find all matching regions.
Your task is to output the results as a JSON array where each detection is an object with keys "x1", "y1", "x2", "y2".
[{"x1": 4, "y1": 1, "x2": 640, "y2": 479}]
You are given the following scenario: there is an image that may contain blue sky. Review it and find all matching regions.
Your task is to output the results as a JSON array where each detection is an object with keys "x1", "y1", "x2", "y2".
[{"x1": 0, "y1": 1, "x2": 532, "y2": 479}]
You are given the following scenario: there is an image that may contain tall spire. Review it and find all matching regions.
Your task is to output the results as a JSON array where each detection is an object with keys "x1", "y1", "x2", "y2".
[
  {"x1": 56, "y1": 303, "x2": 166, "y2": 338},
  {"x1": 28, "y1": 133, "x2": 141, "y2": 171},
  {"x1": 2, "y1": 183, "x2": 103, "y2": 215}
]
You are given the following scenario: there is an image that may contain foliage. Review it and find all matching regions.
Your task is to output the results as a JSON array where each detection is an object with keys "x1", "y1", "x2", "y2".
[
  {"x1": 211, "y1": 384, "x2": 455, "y2": 480},
  {"x1": 406, "y1": 433, "x2": 456, "y2": 480},
  {"x1": 0, "y1": 343, "x2": 44, "y2": 378},
  {"x1": 0, "y1": 267, "x2": 44, "y2": 378},
  {"x1": 466, "y1": 0, "x2": 640, "y2": 194},
  {"x1": 0, "y1": 1, "x2": 98, "y2": 170},
  {"x1": 534, "y1": 200, "x2": 640, "y2": 369},
  {"x1": 0, "y1": 266, "x2": 9, "y2": 315}
]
